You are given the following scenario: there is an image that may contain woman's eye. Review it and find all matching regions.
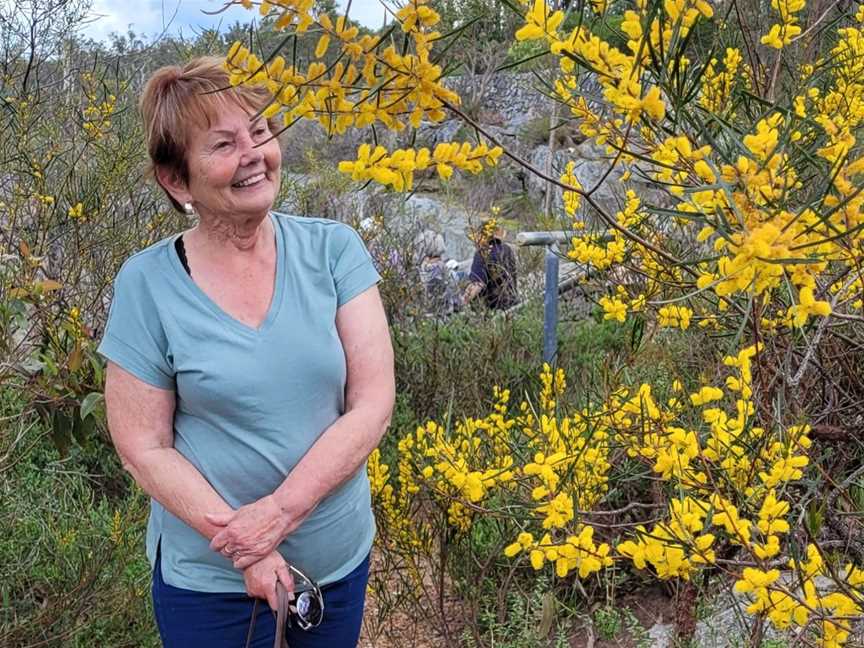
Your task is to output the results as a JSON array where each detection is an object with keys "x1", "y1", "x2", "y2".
[
  {"x1": 215, "y1": 141, "x2": 231, "y2": 149},
  {"x1": 254, "y1": 128, "x2": 267, "y2": 137}
]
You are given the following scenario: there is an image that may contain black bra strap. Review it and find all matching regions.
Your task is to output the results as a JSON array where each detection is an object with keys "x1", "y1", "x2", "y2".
[{"x1": 175, "y1": 235, "x2": 191, "y2": 275}]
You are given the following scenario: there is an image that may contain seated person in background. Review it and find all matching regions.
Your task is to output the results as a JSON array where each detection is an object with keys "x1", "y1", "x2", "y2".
[
  {"x1": 463, "y1": 219, "x2": 518, "y2": 311},
  {"x1": 415, "y1": 229, "x2": 460, "y2": 315}
]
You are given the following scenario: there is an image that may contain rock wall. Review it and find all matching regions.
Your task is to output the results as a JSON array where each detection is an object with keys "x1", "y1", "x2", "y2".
[
  {"x1": 443, "y1": 72, "x2": 550, "y2": 130},
  {"x1": 442, "y1": 71, "x2": 604, "y2": 132}
]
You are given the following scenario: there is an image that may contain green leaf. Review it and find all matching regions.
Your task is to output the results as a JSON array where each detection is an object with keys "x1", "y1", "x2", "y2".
[
  {"x1": 434, "y1": 14, "x2": 483, "y2": 44},
  {"x1": 80, "y1": 392, "x2": 104, "y2": 421},
  {"x1": 495, "y1": 51, "x2": 547, "y2": 73},
  {"x1": 68, "y1": 342, "x2": 83, "y2": 373},
  {"x1": 35, "y1": 279, "x2": 62, "y2": 292},
  {"x1": 539, "y1": 590, "x2": 556, "y2": 637},
  {"x1": 806, "y1": 501, "x2": 825, "y2": 537},
  {"x1": 630, "y1": 315, "x2": 645, "y2": 352}
]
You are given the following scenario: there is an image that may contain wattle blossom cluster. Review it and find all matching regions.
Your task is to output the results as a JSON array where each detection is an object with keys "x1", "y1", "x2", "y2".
[
  {"x1": 700, "y1": 48, "x2": 746, "y2": 113},
  {"x1": 365, "y1": 340, "x2": 863, "y2": 645},
  {"x1": 81, "y1": 72, "x2": 117, "y2": 139},
  {"x1": 761, "y1": 0, "x2": 806, "y2": 48},
  {"x1": 368, "y1": 367, "x2": 615, "y2": 581},
  {"x1": 606, "y1": 344, "x2": 864, "y2": 645},
  {"x1": 512, "y1": 0, "x2": 864, "y2": 343},
  {"x1": 337, "y1": 142, "x2": 503, "y2": 191},
  {"x1": 227, "y1": 0, "x2": 503, "y2": 189}
]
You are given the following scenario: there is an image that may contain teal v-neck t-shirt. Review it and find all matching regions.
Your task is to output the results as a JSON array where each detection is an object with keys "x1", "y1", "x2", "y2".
[{"x1": 97, "y1": 212, "x2": 381, "y2": 592}]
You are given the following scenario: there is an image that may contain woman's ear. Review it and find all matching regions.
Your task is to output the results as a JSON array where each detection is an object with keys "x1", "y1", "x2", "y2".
[{"x1": 155, "y1": 165, "x2": 192, "y2": 207}]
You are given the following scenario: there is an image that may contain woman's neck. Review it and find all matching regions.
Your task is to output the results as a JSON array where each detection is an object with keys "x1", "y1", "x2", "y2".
[{"x1": 188, "y1": 211, "x2": 272, "y2": 256}]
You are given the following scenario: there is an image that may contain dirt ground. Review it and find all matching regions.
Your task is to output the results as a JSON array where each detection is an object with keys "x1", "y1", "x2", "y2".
[
  {"x1": 358, "y1": 567, "x2": 675, "y2": 648},
  {"x1": 358, "y1": 549, "x2": 463, "y2": 648},
  {"x1": 568, "y1": 585, "x2": 674, "y2": 648},
  {"x1": 359, "y1": 591, "x2": 453, "y2": 648}
]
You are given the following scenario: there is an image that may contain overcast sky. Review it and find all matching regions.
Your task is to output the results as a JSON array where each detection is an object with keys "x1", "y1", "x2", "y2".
[{"x1": 81, "y1": 0, "x2": 390, "y2": 43}]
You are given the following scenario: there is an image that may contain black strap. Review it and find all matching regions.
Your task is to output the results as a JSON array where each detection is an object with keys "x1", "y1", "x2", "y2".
[
  {"x1": 175, "y1": 235, "x2": 191, "y2": 276},
  {"x1": 244, "y1": 599, "x2": 259, "y2": 648},
  {"x1": 245, "y1": 582, "x2": 291, "y2": 648}
]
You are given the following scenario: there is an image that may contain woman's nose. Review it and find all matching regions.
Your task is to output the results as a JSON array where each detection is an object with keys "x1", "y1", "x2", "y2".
[{"x1": 238, "y1": 132, "x2": 264, "y2": 165}]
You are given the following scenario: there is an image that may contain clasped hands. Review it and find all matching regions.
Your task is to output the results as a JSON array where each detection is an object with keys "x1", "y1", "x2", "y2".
[
  {"x1": 207, "y1": 495, "x2": 298, "y2": 611},
  {"x1": 207, "y1": 494, "x2": 292, "y2": 569}
]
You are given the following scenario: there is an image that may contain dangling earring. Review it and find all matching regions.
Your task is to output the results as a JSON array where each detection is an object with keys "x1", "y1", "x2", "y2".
[{"x1": 183, "y1": 202, "x2": 195, "y2": 216}]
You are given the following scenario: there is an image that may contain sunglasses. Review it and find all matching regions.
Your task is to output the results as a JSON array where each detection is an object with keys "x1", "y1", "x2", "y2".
[
  {"x1": 244, "y1": 562, "x2": 324, "y2": 648},
  {"x1": 285, "y1": 563, "x2": 324, "y2": 630}
]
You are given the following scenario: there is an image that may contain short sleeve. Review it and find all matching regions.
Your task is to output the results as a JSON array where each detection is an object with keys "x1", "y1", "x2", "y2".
[
  {"x1": 97, "y1": 260, "x2": 175, "y2": 390},
  {"x1": 329, "y1": 224, "x2": 381, "y2": 307},
  {"x1": 469, "y1": 251, "x2": 488, "y2": 285}
]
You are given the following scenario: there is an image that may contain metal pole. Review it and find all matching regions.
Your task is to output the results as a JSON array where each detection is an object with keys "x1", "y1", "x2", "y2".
[
  {"x1": 543, "y1": 245, "x2": 560, "y2": 364},
  {"x1": 515, "y1": 231, "x2": 573, "y2": 246}
]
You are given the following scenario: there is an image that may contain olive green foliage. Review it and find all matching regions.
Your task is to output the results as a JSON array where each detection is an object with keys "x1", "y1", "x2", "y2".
[
  {"x1": 0, "y1": 5, "x2": 216, "y2": 645},
  {"x1": 393, "y1": 297, "x2": 703, "y2": 431},
  {"x1": 392, "y1": 307, "x2": 628, "y2": 428},
  {"x1": 593, "y1": 605, "x2": 622, "y2": 640},
  {"x1": 0, "y1": 389, "x2": 155, "y2": 648},
  {"x1": 461, "y1": 577, "x2": 572, "y2": 648}
]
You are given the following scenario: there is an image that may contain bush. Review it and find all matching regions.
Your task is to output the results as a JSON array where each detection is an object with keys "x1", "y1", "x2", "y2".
[
  {"x1": 0, "y1": 388, "x2": 156, "y2": 647},
  {"x1": 391, "y1": 307, "x2": 631, "y2": 428}
]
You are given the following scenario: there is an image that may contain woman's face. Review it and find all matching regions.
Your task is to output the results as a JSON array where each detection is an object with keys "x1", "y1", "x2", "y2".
[{"x1": 174, "y1": 102, "x2": 282, "y2": 226}]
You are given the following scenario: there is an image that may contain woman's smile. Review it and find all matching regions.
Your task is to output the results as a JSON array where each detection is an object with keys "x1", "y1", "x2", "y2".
[{"x1": 232, "y1": 172, "x2": 267, "y2": 189}]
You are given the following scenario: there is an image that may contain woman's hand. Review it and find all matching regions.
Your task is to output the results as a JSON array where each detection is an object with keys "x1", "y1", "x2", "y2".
[
  {"x1": 206, "y1": 495, "x2": 294, "y2": 568},
  {"x1": 243, "y1": 550, "x2": 295, "y2": 612}
]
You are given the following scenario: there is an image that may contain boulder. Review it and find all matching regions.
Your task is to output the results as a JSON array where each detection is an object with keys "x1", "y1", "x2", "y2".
[{"x1": 399, "y1": 194, "x2": 475, "y2": 261}]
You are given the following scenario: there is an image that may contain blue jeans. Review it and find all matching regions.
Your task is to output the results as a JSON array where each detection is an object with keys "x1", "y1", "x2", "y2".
[{"x1": 152, "y1": 548, "x2": 370, "y2": 648}]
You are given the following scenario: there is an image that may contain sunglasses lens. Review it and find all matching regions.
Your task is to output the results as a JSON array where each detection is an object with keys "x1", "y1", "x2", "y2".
[{"x1": 296, "y1": 591, "x2": 323, "y2": 627}]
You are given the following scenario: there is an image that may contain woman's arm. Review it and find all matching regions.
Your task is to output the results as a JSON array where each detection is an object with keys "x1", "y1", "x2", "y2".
[
  {"x1": 275, "y1": 283, "x2": 395, "y2": 517},
  {"x1": 462, "y1": 280, "x2": 485, "y2": 304},
  {"x1": 462, "y1": 250, "x2": 487, "y2": 304},
  {"x1": 107, "y1": 362, "x2": 296, "y2": 606},
  {"x1": 208, "y1": 285, "x2": 395, "y2": 567},
  {"x1": 104, "y1": 362, "x2": 235, "y2": 540}
]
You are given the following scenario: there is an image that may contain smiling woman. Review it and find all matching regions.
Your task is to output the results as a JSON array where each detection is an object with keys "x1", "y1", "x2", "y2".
[
  {"x1": 160, "y1": 105, "x2": 282, "y2": 223},
  {"x1": 140, "y1": 57, "x2": 282, "y2": 219},
  {"x1": 98, "y1": 57, "x2": 395, "y2": 648}
]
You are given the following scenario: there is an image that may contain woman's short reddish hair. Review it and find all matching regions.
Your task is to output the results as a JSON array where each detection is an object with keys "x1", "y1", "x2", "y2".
[{"x1": 139, "y1": 56, "x2": 280, "y2": 212}]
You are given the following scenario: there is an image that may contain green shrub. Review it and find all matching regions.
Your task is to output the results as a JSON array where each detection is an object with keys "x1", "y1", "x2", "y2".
[
  {"x1": 391, "y1": 307, "x2": 629, "y2": 431},
  {"x1": 517, "y1": 114, "x2": 554, "y2": 148},
  {"x1": 0, "y1": 389, "x2": 156, "y2": 648}
]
